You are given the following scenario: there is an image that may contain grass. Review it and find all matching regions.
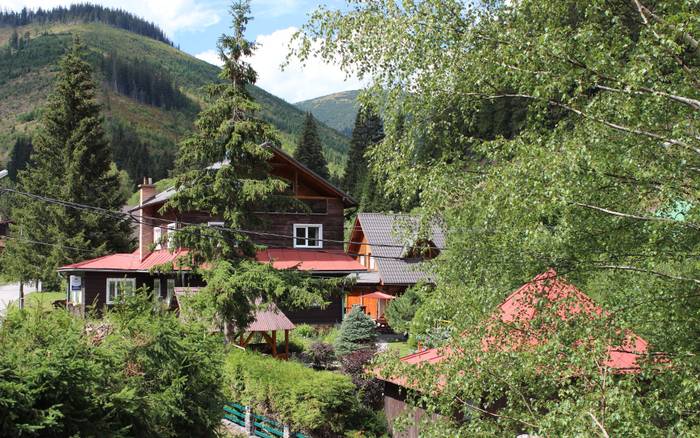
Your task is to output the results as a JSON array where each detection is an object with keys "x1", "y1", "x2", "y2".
[
  {"x1": 7, "y1": 291, "x2": 64, "y2": 310},
  {"x1": 385, "y1": 340, "x2": 414, "y2": 357}
]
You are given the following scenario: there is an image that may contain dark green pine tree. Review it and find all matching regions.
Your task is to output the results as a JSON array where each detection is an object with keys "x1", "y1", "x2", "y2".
[
  {"x1": 342, "y1": 105, "x2": 384, "y2": 200},
  {"x1": 7, "y1": 136, "x2": 33, "y2": 181},
  {"x1": 294, "y1": 112, "x2": 329, "y2": 179},
  {"x1": 170, "y1": 0, "x2": 286, "y2": 262},
  {"x1": 2, "y1": 38, "x2": 132, "y2": 291}
]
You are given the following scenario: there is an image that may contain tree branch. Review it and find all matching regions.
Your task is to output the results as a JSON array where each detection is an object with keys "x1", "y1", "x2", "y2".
[
  {"x1": 595, "y1": 84, "x2": 700, "y2": 111},
  {"x1": 572, "y1": 202, "x2": 700, "y2": 230},
  {"x1": 464, "y1": 92, "x2": 700, "y2": 155},
  {"x1": 588, "y1": 411, "x2": 610, "y2": 438},
  {"x1": 454, "y1": 395, "x2": 539, "y2": 429},
  {"x1": 593, "y1": 264, "x2": 700, "y2": 285},
  {"x1": 633, "y1": 0, "x2": 700, "y2": 62}
]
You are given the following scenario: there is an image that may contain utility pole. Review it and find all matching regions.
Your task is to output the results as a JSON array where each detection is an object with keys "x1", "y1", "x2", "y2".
[{"x1": 0, "y1": 169, "x2": 7, "y2": 179}]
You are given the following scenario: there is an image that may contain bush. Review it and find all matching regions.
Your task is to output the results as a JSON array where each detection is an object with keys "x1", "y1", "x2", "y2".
[
  {"x1": 294, "y1": 323, "x2": 316, "y2": 338},
  {"x1": 385, "y1": 283, "x2": 427, "y2": 335},
  {"x1": 303, "y1": 341, "x2": 336, "y2": 369},
  {"x1": 340, "y1": 348, "x2": 384, "y2": 410},
  {"x1": 0, "y1": 293, "x2": 224, "y2": 437},
  {"x1": 224, "y1": 349, "x2": 359, "y2": 437},
  {"x1": 335, "y1": 306, "x2": 377, "y2": 356}
]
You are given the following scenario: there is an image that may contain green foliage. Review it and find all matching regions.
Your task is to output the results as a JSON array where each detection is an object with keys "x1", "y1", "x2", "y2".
[
  {"x1": 335, "y1": 306, "x2": 377, "y2": 356},
  {"x1": 2, "y1": 39, "x2": 132, "y2": 288},
  {"x1": 294, "y1": 112, "x2": 330, "y2": 179},
  {"x1": 384, "y1": 283, "x2": 427, "y2": 336},
  {"x1": 224, "y1": 349, "x2": 358, "y2": 437},
  {"x1": 0, "y1": 292, "x2": 224, "y2": 437},
  {"x1": 297, "y1": 0, "x2": 700, "y2": 434},
  {"x1": 193, "y1": 260, "x2": 332, "y2": 336},
  {"x1": 6, "y1": 135, "x2": 32, "y2": 181},
  {"x1": 343, "y1": 105, "x2": 383, "y2": 199},
  {"x1": 295, "y1": 89, "x2": 360, "y2": 136}
]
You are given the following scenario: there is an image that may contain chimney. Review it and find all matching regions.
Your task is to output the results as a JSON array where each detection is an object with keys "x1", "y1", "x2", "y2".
[{"x1": 138, "y1": 177, "x2": 156, "y2": 261}]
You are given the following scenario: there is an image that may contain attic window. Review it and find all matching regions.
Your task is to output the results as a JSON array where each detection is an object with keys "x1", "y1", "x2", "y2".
[
  {"x1": 294, "y1": 224, "x2": 323, "y2": 248},
  {"x1": 402, "y1": 239, "x2": 440, "y2": 260}
]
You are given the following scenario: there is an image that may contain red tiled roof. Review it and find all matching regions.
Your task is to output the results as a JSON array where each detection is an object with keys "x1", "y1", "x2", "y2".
[
  {"x1": 255, "y1": 248, "x2": 366, "y2": 272},
  {"x1": 58, "y1": 249, "x2": 192, "y2": 272},
  {"x1": 383, "y1": 270, "x2": 650, "y2": 384}
]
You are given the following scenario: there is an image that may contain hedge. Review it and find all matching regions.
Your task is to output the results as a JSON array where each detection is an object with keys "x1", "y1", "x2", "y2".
[{"x1": 223, "y1": 349, "x2": 359, "y2": 436}]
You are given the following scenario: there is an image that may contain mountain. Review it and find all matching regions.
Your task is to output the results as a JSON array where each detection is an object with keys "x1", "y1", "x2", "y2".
[
  {"x1": 295, "y1": 90, "x2": 360, "y2": 136},
  {"x1": 0, "y1": 6, "x2": 350, "y2": 183}
]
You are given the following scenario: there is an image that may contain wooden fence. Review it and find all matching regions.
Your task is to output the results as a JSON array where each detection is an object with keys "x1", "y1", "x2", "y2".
[{"x1": 223, "y1": 403, "x2": 308, "y2": 438}]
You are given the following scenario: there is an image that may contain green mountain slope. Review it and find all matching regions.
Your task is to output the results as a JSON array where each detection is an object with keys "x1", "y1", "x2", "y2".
[
  {"x1": 295, "y1": 90, "x2": 360, "y2": 136},
  {"x1": 0, "y1": 20, "x2": 349, "y2": 181}
]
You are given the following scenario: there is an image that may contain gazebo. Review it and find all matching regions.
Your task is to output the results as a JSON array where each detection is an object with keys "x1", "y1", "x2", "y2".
[{"x1": 236, "y1": 302, "x2": 295, "y2": 360}]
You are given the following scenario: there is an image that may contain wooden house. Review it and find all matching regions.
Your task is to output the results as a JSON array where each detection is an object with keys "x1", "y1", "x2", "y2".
[
  {"x1": 58, "y1": 144, "x2": 366, "y2": 324},
  {"x1": 345, "y1": 213, "x2": 445, "y2": 324}
]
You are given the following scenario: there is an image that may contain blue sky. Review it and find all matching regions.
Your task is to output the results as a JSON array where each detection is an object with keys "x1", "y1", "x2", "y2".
[{"x1": 0, "y1": 0, "x2": 365, "y2": 102}]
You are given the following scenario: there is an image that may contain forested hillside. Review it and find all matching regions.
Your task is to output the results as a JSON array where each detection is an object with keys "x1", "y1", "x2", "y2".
[
  {"x1": 295, "y1": 89, "x2": 359, "y2": 136},
  {"x1": 0, "y1": 9, "x2": 350, "y2": 184}
]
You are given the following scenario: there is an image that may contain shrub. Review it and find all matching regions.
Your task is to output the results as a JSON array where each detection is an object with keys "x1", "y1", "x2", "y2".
[
  {"x1": 224, "y1": 349, "x2": 359, "y2": 437},
  {"x1": 303, "y1": 341, "x2": 336, "y2": 369},
  {"x1": 385, "y1": 283, "x2": 428, "y2": 335},
  {"x1": 335, "y1": 306, "x2": 377, "y2": 356},
  {"x1": 294, "y1": 323, "x2": 316, "y2": 338},
  {"x1": 0, "y1": 293, "x2": 224, "y2": 437},
  {"x1": 340, "y1": 348, "x2": 384, "y2": 410}
]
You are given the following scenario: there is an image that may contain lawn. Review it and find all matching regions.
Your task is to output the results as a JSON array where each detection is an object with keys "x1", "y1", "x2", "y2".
[
  {"x1": 8, "y1": 292, "x2": 64, "y2": 310},
  {"x1": 385, "y1": 340, "x2": 414, "y2": 357}
]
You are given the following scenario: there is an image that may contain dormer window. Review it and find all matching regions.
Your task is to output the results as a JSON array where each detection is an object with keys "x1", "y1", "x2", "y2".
[
  {"x1": 402, "y1": 239, "x2": 441, "y2": 260},
  {"x1": 293, "y1": 224, "x2": 322, "y2": 248}
]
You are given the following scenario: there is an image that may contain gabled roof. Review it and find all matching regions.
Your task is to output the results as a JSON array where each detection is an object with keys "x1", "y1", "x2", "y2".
[
  {"x1": 256, "y1": 248, "x2": 366, "y2": 273},
  {"x1": 130, "y1": 144, "x2": 356, "y2": 212},
  {"x1": 58, "y1": 249, "x2": 192, "y2": 273},
  {"x1": 349, "y1": 213, "x2": 446, "y2": 285},
  {"x1": 246, "y1": 301, "x2": 295, "y2": 332},
  {"x1": 382, "y1": 270, "x2": 650, "y2": 383}
]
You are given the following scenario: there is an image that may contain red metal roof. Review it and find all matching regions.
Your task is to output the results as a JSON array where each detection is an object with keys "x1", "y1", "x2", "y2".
[
  {"x1": 384, "y1": 270, "x2": 650, "y2": 383},
  {"x1": 58, "y1": 249, "x2": 192, "y2": 272},
  {"x1": 255, "y1": 248, "x2": 366, "y2": 272}
]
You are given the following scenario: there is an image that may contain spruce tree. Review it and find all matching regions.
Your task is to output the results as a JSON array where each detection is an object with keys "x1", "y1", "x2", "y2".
[
  {"x1": 335, "y1": 306, "x2": 377, "y2": 356},
  {"x1": 294, "y1": 112, "x2": 329, "y2": 179},
  {"x1": 169, "y1": 1, "x2": 332, "y2": 335},
  {"x1": 170, "y1": 0, "x2": 285, "y2": 261},
  {"x1": 2, "y1": 38, "x2": 131, "y2": 291},
  {"x1": 342, "y1": 105, "x2": 384, "y2": 199},
  {"x1": 7, "y1": 136, "x2": 32, "y2": 181}
]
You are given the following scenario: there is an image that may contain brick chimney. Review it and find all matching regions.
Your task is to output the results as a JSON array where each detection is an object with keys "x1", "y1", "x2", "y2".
[{"x1": 138, "y1": 177, "x2": 156, "y2": 261}]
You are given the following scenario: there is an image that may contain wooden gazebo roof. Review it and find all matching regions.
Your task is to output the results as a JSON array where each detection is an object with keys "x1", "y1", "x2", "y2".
[{"x1": 246, "y1": 302, "x2": 295, "y2": 332}]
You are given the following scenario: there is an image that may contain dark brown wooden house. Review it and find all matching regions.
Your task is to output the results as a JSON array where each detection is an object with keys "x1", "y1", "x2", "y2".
[{"x1": 58, "y1": 144, "x2": 365, "y2": 323}]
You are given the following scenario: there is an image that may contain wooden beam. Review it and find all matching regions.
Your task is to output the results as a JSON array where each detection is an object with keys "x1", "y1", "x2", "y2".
[
  {"x1": 284, "y1": 330, "x2": 289, "y2": 359},
  {"x1": 272, "y1": 331, "x2": 277, "y2": 357},
  {"x1": 240, "y1": 332, "x2": 254, "y2": 348}
]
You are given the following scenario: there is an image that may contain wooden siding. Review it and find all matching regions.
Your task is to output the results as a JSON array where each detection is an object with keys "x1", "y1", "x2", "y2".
[
  {"x1": 283, "y1": 294, "x2": 343, "y2": 325},
  {"x1": 345, "y1": 286, "x2": 407, "y2": 320},
  {"x1": 77, "y1": 271, "x2": 203, "y2": 312},
  {"x1": 383, "y1": 381, "x2": 440, "y2": 438}
]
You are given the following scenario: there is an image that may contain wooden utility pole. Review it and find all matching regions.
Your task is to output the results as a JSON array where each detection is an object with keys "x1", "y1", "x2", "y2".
[{"x1": 18, "y1": 281, "x2": 24, "y2": 310}]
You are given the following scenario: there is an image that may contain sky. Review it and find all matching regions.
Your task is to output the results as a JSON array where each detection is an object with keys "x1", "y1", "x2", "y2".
[{"x1": 0, "y1": 0, "x2": 366, "y2": 102}]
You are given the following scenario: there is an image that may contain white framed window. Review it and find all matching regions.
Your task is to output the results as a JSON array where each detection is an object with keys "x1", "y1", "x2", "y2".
[
  {"x1": 106, "y1": 278, "x2": 136, "y2": 304},
  {"x1": 359, "y1": 255, "x2": 366, "y2": 266},
  {"x1": 153, "y1": 278, "x2": 161, "y2": 302},
  {"x1": 167, "y1": 222, "x2": 177, "y2": 249},
  {"x1": 293, "y1": 224, "x2": 323, "y2": 248},
  {"x1": 369, "y1": 256, "x2": 376, "y2": 270},
  {"x1": 166, "y1": 279, "x2": 175, "y2": 306},
  {"x1": 153, "y1": 226, "x2": 163, "y2": 250}
]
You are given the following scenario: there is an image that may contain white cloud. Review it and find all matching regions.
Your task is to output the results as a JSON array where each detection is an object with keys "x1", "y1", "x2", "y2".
[
  {"x1": 195, "y1": 49, "x2": 223, "y2": 67},
  {"x1": 249, "y1": 26, "x2": 366, "y2": 102},
  {"x1": 0, "y1": 0, "x2": 220, "y2": 35}
]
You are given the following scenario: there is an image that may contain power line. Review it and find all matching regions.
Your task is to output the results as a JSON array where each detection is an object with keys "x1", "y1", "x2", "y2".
[{"x1": 1, "y1": 234, "x2": 96, "y2": 255}]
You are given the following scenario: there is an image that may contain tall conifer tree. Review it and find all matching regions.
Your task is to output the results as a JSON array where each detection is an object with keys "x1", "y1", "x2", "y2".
[
  {"x1": 343, "y1": 105, "x2": 384, "y2": 200},
  {"x1": 2, "y1": 38, "x2": 131, "y2": 291},
  {"x1": 294, "y1": 112, "x2": 329, "y2": 179}
]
